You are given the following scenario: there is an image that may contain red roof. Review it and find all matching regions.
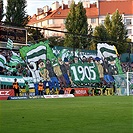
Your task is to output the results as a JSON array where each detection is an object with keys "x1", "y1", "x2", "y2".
[
  {"x1": 86, "y1": 6, "x2": 98, "y2": 18},
  {"x1": 28, "y1": 4, "x2": 98, "y2": 25},
  {"x1": 99, "y1": 0, "x2": 133, "y2": 15},
  {"x1": 49, "y1": 5, "x2": 98, "y2": 19}
]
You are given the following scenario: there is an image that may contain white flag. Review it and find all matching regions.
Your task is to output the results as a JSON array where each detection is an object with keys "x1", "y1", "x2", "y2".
[{"x1": 97, "y1": 43, "x2": 118, "y2": 58}]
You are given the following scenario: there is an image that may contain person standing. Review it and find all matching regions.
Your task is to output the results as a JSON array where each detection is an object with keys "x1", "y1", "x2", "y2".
[
  {"x1": 46, "y1": 59, "x2": 59, "y2": 92},
  {"x1": 51, "y1": 58, "x2": 67, "y2": 89},
  {"x1": 58, "y1": 58, "x2": 71, "y2": 87},
  {"x1": 38, "y1": 60, "x2": 53, "y2": 93},
  {"x1": 38, "y1": 80, "x2": 44, "y2": 96},
  {"x1": 59, "y1": 88, "x2": 64, "y2": 94},
  {"x1": 13, "y1": 78, "x2": 20, "y2": 96},
  {"x1": 25, "y1": 81, "x2": 29, "y2": 97}
]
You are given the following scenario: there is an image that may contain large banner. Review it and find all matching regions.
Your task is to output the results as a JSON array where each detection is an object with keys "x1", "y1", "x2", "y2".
[
  {"x1": 70, "y1": 62, "x2": 100, "y2": 84},
  {"x1": 0, "y1": 89, "x2": 14, "y2": 96},
  {"x1": 64, "y1": 88, "x2": 91, "y2": 96},
  {"x1": 0, "y1": 41, "x2": 127, "y2": 91},
  {"x1": 52, "y1": 46, "x2": 96, "y2": 61},
  {"x1": 0, "y1": 75, "x2": 25, "y2": 86}
]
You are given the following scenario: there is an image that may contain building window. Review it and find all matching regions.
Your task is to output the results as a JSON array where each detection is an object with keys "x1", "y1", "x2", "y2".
[
  {"x1": 49, "y1": 19, "x2": 54, "y2": 25},
  {"x1": 101, "y1": 20, "x2": 104, "y2": 24},
  {"x1": 63, "y1": 19, "x2": 66, "y2": 24},
  {"x1": 38, "y1": 22, "x2": 42, "y2": 27},
  {"x1": 47, "y1": 20, "x2": 49, "y2": 25},
  {"x1": 34, "y1": 23, "x2": 38, "y2": 27},
  {"x1": 64, "y1": 29, "x2": 67, "y2": 32},
  {"x1": 91, "y1": 18, "x2": 96, "y2": 23},
  {"x1": 127, "y1": 29, "x2": 132, "y2": 35},
  {"x1": 125, "y1": 19, "x2": 132, "y2": 25},
  {"x1": 58, "y1": 12, "x2": 61, "y2": 15}
]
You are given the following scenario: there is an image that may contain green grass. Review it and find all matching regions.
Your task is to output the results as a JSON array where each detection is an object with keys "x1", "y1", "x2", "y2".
[{"x1": 0, "y1": 96, "x2": 133, "y2": 133}]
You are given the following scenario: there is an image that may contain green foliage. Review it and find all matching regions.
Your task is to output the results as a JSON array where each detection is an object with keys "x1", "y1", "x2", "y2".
[
  {"x1": 94, "y1": 24, "x2": 109, "y2": 43},
  {"x1": 5, "y1": 0, "x2": 28, "y2": 26},
  {"x1": 65, "y1": 1, "x2": 76, "y2": 33},
  {"x1": 109, "y1": 10, "x2": 128, "y2": 53},
  {"x1": 64, "y1": 1, "x2": 76, "y2": 48},
  {"x1": 104, "y1": 13, "x2": 112, "y2": 36},
  {"x1": 0, "y1": 0, "x2": 4, "y2": 21},
  {"x1": 0, "y1": 96, "x2": 132, "y2": 133},
  {"x1": 27, "y1": 28, "x2": 64, "y2": 46},
  {"x1": 27, "y1": 28, "x2": 45, "y2": 44},
  {"x1": 64, "y1": 1, "x2": 89, "y2": 49},
  {"x1": 75, "y1": 2, "x2": 88, "y2": 35},
  {"x1": 93, "y1": 10, "x2": 128, "y2": 54},
  {"x1": 48, "y1": 36, "x2": 65, "y2": 47},
  {"x1": 111, "y1": 10, "x2": 124, "y2": 40}
]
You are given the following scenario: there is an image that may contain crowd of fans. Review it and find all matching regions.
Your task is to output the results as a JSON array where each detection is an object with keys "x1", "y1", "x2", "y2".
[
  {"x1": 0, "y1": 49, "x2": 133, "y2": 91},
  {"x1": 0, "y1": 49, "x2": 31, "y2": 76}
]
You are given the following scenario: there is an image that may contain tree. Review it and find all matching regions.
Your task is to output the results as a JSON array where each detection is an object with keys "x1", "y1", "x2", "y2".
[
  {"x1": 109, "y1": 10, "x2": 128, "y2": 53},
  {"x1": 93, "y1": 24, "x2": 109, "y2": 43},
  {"x1": 93, "y1": 24, "x2": 109, "y2": 50},
  {"x1": 0, "y1": 0, "x2": 4, "y2": 21},
  {"x1": 93, "y1": 10, "x2": 128, "y2": 54},
  {"x1": 74, "y1": 1, "x2": 88, "y2": 49},
  {"x1": 27, "y1": 28, "x2": 45, "y2": 44},
  {"x1": 5, "y1": 0, "x2": 28, "y2": 26},
  {"x1": 27, "y1": 28, "x2": 64, "y2": 46},
  {"x1": 104, "y1": 13, "x2": 112, "y2": 37},
  {"x1": 64, "y1": 1, "x2": 76, "y2": 48},
  {"x1": 64, "y1": 1, "x2": 89, "y2": 49},
  {"x1": 48, "y1": 36, "x2": 65, "y2": 47}
]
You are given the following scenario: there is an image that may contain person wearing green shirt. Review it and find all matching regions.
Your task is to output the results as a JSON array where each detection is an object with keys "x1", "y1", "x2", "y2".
[{"x1": 25, "y1": 81, "x2": 29, "y2": 97}]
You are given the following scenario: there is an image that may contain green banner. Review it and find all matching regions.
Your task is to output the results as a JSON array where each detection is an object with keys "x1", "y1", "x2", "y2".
[
  {"x1": 70, "y1": 62, "x2": 100, "y2": 85},
  {"x1": 52, "y1": 46, "x2": 96, "y2": 59},
  {"x1": 0, "y1": 75, "x2": 25, "y2": 86}
]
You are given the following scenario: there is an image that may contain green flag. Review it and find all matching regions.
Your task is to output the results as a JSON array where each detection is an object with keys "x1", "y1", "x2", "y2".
[
  {"x1": 115, "y1": 57, "x2": 123, "y2": 74},
  {"x1": 97, "y1": 43, "x2": 118, "y2": 58},
  {"x1": 20, "y1": 41, "x2": 47, "y2": 62},
  {"x1": 0, "y1": 54, "x2": 6, "y2": 68},
  {"x1": 10, "y1": 51, "x2": 24, "y2": 64},
  {"x1": 6, "y1": 38, "x2": 13, "y2": 50},
  {"x1": 5, "y1": 51, "x2": 24, "y2": 73},
  {"x1": 5, "y1": 65, "x2": 17, "y2": 72},
  {"x1": 44, "y1": 40, "x2": 56, "y2": 61}
]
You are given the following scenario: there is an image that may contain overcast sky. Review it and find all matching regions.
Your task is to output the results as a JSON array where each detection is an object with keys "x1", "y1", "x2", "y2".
[{"x1": 3, "y1": 0, "x2": 96, "y2": 16}]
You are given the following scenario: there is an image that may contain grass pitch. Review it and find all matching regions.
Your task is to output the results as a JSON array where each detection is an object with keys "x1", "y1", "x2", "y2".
[{"x1": 0, "y1": 96, "x2": 133, "y2": 133}]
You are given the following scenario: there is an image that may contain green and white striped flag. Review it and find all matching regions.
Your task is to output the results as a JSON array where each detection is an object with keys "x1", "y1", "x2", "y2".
[
  {"x1": 58, "y1": 49, "x2": 69, "y2": 60},
  {"x1": 97, "y1": 43, "x2": 118, "y2": 58},
  {"x1": 10, "y1": 51, "x2": 24, "y2": 65},
  {"x1": 5, "y1": 51, "x2": 24, "y2": 73},
  {"x1": 5, "y1": 65, "x2": 17, "y2": 73},
  {"x1": 0, "y1": 54, "x2": 6, "y2": 68},
  {"x1": 6, "y1": 38, "x2": 13, "y2": 49},
  {"x1": 19, "y1": 41, "x2": 47, "y2": 63}
]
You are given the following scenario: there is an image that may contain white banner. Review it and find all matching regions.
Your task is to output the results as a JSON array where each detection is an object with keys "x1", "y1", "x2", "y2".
[{"x1": 44, "y1": 94, "x2": 74, "y2": 99}]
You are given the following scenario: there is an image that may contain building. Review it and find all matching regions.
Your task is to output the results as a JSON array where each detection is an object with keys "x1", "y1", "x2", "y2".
[
  {"x1": 27, "y1": 0, "x2": 133, "y2": 41},
  {"x1": 98, "y1": 0, "x2": 133, "y2": 41}
]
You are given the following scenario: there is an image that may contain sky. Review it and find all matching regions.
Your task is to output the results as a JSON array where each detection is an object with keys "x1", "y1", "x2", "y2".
[{"x1": 3, "y1": 0, "x2": 96, "y2": 16}]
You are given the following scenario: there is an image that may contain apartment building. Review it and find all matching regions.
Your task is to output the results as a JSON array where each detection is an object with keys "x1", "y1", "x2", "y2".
[
  {"x1": 27, "y1": 0, "x2": 133, "y2": 41},
  {"x1": 98, "y1": 0, "x2": 133, "y2": 41}
]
